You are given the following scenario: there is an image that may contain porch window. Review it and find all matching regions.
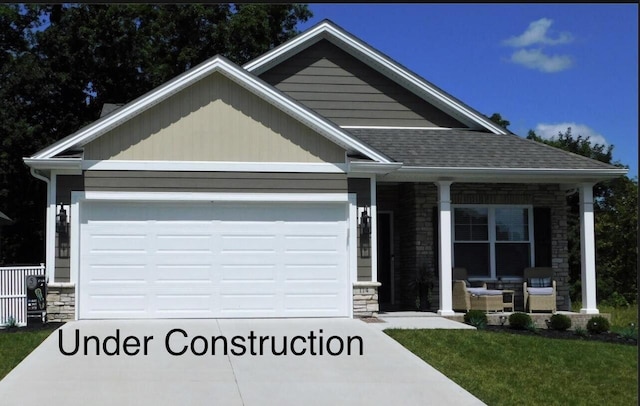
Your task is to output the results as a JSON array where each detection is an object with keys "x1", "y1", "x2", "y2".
[{"x1": 453, "y1": 206, "x2": 533, "y2": 279}]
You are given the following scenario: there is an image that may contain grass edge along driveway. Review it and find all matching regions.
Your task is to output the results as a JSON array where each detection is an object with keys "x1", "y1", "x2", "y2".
[
  {"x1": 0, "y1": 326, "x2": 59, "y2": 380},
  {"x1": 386, "y1": 329, "x2": 637, "y2": 406}
]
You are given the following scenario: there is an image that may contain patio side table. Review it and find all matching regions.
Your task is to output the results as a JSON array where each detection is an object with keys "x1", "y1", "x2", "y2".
[{"x1": 501, "y1": 290, "x2": 515, "y2": 312}]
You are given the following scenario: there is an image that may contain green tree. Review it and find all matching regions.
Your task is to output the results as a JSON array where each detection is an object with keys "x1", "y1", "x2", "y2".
[
  {"x1": 527, "y1": 127, "x2": 637, "y2": 304},
  {"x1": 0, "y1": 4, "x2": 312, "y2": 264},
  {"x1": 488, "y1": 112, "x2": 510, "y2": 130}
]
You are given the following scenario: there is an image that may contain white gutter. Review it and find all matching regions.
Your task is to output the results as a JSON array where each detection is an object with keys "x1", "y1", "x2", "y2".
[
  {"x1": 24, "y1": 158, "x2": 82, "y2": 171},
  {"x1": 348, "y1": 161, "x2": 403, "y2": 174},
  {"x1": 388, "y1": 166, "x2": 628, "y2": 183}
]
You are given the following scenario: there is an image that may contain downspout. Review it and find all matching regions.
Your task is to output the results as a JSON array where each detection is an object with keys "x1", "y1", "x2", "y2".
[{"x1": 29, "y1": 168, "x2": 53, "y2": 283}]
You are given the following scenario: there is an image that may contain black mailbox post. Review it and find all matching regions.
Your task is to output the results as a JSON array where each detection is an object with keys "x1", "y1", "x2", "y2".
[{"x1": 26, "y1": 275, "x2": 46, "y2": 324}]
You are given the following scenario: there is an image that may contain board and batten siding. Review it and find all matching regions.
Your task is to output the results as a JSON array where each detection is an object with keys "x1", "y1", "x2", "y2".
[
  {"x1": 83, "y1": 73, "x2": 346, "y2": 163},
  {"x1": 348, "y1": 178, "x2": 372, "y2": 281},
  {"x1": 259, "y1": 40, "x2": 467, "y2": 128},
  {"x1": 54, "y1": 175, "x2": 85, "y2": 282},
  {"x1": 84, "y1": 171, "x2": 347, "y2": 194}
]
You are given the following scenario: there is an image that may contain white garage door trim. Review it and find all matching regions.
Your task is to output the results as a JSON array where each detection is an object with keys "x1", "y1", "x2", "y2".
[{"x1": 70, "y1": 191, "x2": 357, "y2": 319}]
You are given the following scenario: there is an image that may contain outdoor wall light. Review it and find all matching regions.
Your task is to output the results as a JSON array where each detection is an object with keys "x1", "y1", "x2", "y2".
[
  {"x1": 499, "y1": 315, "x2": 507, "y2": 326},
  {"x1": 360, "y1": 207, "x2": 371, "y2": 258},
  {"x1": 56, "y1": 203, "x2": 69, "y2": 258}
]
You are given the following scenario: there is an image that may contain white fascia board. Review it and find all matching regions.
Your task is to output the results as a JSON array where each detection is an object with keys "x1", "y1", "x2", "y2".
[
  {"x1": 82, "y1": 191, "x2": 350, "y2": 203},
  {"x1": 23, "y1": 158, "x2": 82, "y2": 171},
  {"x1": 341, "y1": 126, "x2": 454, "y2": 130},
  {"x1": 31, "y1": 58, "x2": 229, "y2": 160},
  {"x1": 245, "y1": 21, "x2": 506, "y2": 135},
  {"x1": 348, "y1": 161, "x2": 403, "y2": 175},
  {"x1": 243, "y1": 22, "x2": 328, "y2": 72},
  {"x1": 32, "y1": 55, "x2": 389, "y2": 164},
  {"x1": 83, "y1": 160, "x2": 348, "y2": 173},
  {"x1": 389, "y1": 166, "x2": 628, "y2": 183}
]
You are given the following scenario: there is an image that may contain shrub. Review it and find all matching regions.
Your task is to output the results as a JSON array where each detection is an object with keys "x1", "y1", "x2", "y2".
[
  {"x1": 574, "y1": 326, "x2": 588, "y2": 338},
  {"x1": 548, "y1": 314, "x2": 572, "y2": 331},
  {"x1": 586, "y1": 316, "x2": 611, "y2": 334},
  {"x1": 2, "y1": 316, "x2": 17, "y2": 329},
  {"x1": 464, "y1": 310, "x2": 487, "y2": 329},
  {"x1": 618, "y1": 323, "x2": 637, "y2": 341},
  {"x1": 509, "y1": 312, "x2": 533, "y2": 330}
]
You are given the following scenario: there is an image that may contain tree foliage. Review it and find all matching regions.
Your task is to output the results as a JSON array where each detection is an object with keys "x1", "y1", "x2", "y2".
[
  {"x1": 0, "y1": 4, "x2": 311, "y2": 264},
  {"x1": 527, "y1": 127, "x2": 637, "y2": 304},
  {"x1": 488, "y1": 112, "x2": 511, "y2": 130}
]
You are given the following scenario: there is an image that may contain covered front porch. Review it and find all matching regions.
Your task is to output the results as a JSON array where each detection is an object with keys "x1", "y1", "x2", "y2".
[{"x1": 351, "y1": 178, "x2": 601, "y2": 317}]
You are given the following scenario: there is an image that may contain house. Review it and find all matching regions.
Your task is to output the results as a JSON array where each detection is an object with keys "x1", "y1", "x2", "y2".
[{"x1": 24, "y1": 20, "x2": 626, "y2": 321}]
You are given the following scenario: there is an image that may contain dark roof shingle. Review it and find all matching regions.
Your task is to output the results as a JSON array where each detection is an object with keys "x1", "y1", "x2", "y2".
[{"x1": 346, "y1": 128, "x2": 617, "y2": 170}]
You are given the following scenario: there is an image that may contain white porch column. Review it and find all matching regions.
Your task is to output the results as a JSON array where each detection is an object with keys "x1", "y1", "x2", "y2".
[
  {"x1": 579, "y1": 183, "x2": 599, "y2": 314},
  {"x1": 370, "y1": 176, "x2": 378, "y2": 283},
  {"x1": 437, "y1": 181, "x2": 454, "y2": 316}
]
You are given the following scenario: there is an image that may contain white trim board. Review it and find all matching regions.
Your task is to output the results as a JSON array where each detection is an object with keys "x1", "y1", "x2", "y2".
[
  {"x1": 82, "y1": 160, "x2": 349, "y2": 173},
  {"x1": 80, "y1": 191, "x2": 351, "y2": 203}
]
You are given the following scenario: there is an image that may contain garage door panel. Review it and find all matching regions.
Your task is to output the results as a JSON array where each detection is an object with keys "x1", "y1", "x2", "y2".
[
  {"x1": 221, "y1": 265, "x2": 276, "y2": 282},
  {"x1": 80, "y1": 201, "x2": 348, "y2": 319},
  {"x1": 220, "y1": 294, "x2": 277, "y2": 315}
]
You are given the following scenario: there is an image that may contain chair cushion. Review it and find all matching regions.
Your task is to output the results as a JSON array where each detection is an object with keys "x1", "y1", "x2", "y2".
[
  {"x1": 527, "y1": 287, "x2": 554, "y2": 295},
  {"x1": 528, "y1": 277, "x2": 552, "y2": 287},
  {"x1": 468, "y1": 287, "x2": 503, "y2": 296}
]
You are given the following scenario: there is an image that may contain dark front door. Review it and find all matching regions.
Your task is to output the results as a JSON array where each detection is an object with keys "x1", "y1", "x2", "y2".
[{"x1": 377, "y1": 212, "x2": 393, "y2": 308}]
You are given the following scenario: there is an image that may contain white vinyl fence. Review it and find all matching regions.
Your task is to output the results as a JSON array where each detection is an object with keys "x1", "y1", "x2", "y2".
[{"x1": 0, "y1": 264, "x2": 45, "y2": 326}]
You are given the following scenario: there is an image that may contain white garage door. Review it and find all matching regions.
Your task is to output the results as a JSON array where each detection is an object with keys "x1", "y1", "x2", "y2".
[{"x1": 79, "y1": 201, "x2": 349, "y2": 319}]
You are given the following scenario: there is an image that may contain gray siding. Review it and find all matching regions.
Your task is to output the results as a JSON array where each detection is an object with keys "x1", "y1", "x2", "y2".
[
  {"x1": 84, "y1": 171, "x2": 347, "y2": 193},
  {"x1": 260, "y1": 40, "x2": 466, "y2": 128},
  {"x1": 55, "y1": 175, "x2": 85, "y2": 282},
  {"x1": 348, "y1": 178, "x2": 372, "y2": 280}
]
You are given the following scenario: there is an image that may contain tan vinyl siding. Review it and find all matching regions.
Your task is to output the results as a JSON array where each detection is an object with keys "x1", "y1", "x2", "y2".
[
  {"x1": 260, "y1": 40, "x2": 467, "y2": 128},
  {"x1": 84, "y1": 171, "x2": 347, "y2": 193},
  {"x1": 84, "y1": 73, "x2": 346, "y2": 163}
]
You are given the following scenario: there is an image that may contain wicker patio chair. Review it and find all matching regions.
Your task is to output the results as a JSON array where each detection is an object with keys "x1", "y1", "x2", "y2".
[
  {"x1": 523, "y1": 267, "x2": 557, "y2": 313},
  {"x1": 452, "y1": 267, "x2": 504, "y2": 312}
]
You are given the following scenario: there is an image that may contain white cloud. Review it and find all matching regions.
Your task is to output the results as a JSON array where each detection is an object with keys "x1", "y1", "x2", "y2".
[
  {"x1": 509, "y1": 49, "x2": 573, "y2": 73},
  {"x1": 535, "y1": 123, "x2": 609, "y2": 146},
  {"x1": 503, "y1": 18, "x2": 573, "y2": 47}
]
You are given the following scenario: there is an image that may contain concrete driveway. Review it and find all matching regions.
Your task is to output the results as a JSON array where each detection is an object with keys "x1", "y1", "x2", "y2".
[{"x1": 0, "y1": 319, "x2": 483, "y2": 405}]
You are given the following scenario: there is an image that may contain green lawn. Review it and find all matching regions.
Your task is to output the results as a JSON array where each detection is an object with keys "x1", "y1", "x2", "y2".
[
  {"x1": 387, "y1": 329, "x2": 637, "y2": 406},
  {"x1": 0, "y1": 327, "x2": 59, "y2": 380}
]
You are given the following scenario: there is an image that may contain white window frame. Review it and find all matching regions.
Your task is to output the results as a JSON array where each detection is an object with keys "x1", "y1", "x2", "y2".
[{"x1": 452, "y1": 204, "x2": 535, "y2": 281}]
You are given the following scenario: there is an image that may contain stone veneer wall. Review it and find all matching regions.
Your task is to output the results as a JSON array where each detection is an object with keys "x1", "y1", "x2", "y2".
[
  {"x1": 46, "y1": 283, "x2": 75, "y2": 322},
  {"x1": 382, "y1": 182, "x2": 569, "y2": 312},
  {"x1": 352, "y1": 282, "x2": 380, "y2": 317}
]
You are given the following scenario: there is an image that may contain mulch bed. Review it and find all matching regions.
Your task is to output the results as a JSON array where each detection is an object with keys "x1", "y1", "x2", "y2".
[
  {"x1": 483, "y1": 324, "x2": 637, "y2": 346},
  {"x1": 0, "y1": 322, "x2": 64, "y2": 334}
]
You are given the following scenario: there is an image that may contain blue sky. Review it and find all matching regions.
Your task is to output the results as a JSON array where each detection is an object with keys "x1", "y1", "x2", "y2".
[{"x1": 297, "y1": 4, "x2": 638, "y2": 177}]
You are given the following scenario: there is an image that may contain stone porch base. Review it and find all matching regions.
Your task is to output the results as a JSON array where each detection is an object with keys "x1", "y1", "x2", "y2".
[
  {"x1": 46, "y1": 283, "x2": 75, "y2": 322},
  {"x1": 443, "y1": 311, "x2": 611, "y2": 330},
  {"x1": 353, "y1": 282, "x2": 381, "y2": 318}
]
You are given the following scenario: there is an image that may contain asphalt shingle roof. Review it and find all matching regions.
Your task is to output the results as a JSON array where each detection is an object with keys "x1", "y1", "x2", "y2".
[{"x1": 346, "y1": 128, "x2": 618, "y2": 170}]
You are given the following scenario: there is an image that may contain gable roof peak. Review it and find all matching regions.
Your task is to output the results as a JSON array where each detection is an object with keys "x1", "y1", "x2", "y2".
[{"x1": 244, "y1": 20, "x2": 508, "y2": 135}]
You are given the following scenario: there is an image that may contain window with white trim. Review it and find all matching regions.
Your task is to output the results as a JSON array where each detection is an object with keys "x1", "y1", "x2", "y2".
[{"x1": 453, "y1": 206, "x2": 534, "y2": 279}]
